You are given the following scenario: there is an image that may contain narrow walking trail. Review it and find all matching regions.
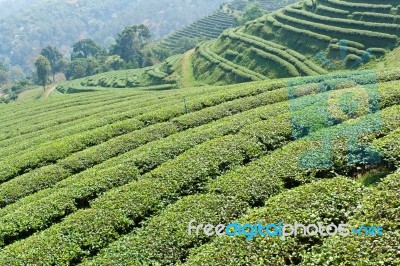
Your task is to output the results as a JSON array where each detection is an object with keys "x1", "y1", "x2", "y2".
[{"x1": 181, "y1": 49, "x2": 195, "y2": 88}]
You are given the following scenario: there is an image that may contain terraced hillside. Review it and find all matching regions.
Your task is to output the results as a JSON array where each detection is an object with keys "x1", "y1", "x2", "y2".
[
  {"x1": 157, "y1": 10, "x2": 236, "y2": 55},
  {"x1": 192, "y1": 0, "x2": 400, "y2": 84},
  {"x1": 158, "y1": 0, "x2": 302, "y2": 56},
  {"x1": 226, "y1": 0, "x2": 300, "y2": 12},
  {"x1": 258, "y1": 0, "x2": 301, "y2": 11},
  {"x1": 0, "y1": 66, "x2": 399, "y2": 265}
]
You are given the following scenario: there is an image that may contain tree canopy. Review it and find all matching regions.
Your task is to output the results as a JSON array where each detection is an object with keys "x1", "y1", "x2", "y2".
[
  {"x1": 34, "y1": 55, "x2": 50, "y2": 90},
  {"x1": 111, "y1": 24, "x2": 151, "y2": 67},
  {"x1": 40, "y1": 46, "x2": 62, "y2": 82},
  {"x1": 65, "y1": 57, "x2": 100, "y2": 80},
  {"x1": 72, "y1": 39, "x2": 104, "y2": 60}
]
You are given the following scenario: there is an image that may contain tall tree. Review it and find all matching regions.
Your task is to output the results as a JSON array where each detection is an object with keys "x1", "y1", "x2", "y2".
[
  {"x1": 41, "y1": 46, "x2": 63, "y2": 83},
  {"x1": 65, "y1": 57, "x2": 100, "y2": 80},
  {"x1": 104, "y1": 55, "x2": 124, "y2": 71},
  {"x1": 72, "y1": 39, "x2": 103, "y2": 60},
  {"x1": 0, "y1": 62, "x2": 8, "y2": 85},
  {"x1": 34, "y1": 55, "x2": 50, "y2": 90},
  {"x1": 111, "y1": 24, "x2": 151, "y2": 67}
]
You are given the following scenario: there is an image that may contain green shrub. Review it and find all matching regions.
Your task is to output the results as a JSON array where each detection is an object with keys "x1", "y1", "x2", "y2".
[
  {"x1": 0, "y1": 164, "x2": 140, "y2": 247},
  {"x1": 321, "y1": 0, "x2": 393, "y2": 14},
  {"x1": 302, "y1": 171, "x2": 400, "y2": 265},
  {"x1": 9, "y1": 81, "x2": 399, "y2": 264},
  {"x1": 344, "y1": 54, "x2": 363, "y2": 68},
  {"x1": 0, "y1": 92, "x2": 172, "y2": 158},
  {"x1": 353, "y1": 11, "x2": 400, "y2": 23},
  {"x1": 275, "y1": 10, "x2": 397, "y2": 48},
  {"x1": 197, "y1": 41, "x2": 266, "y2": 81},
  {"x1": 329, "y1": 44, "x2": 369, "y2": 61},
  {"x1": 216, "y1": 104, "x2": 400, "y2": 189},
  {"x1": 1, "y1": 100, "x2": 288, "y2": 247},
  {"x1": 267, "y1": 15, "x2": 332, "y2": 45},
  {"x1": 0, "y1": 134, "x2": 262, "y2": 264},
  {"x1": 2, "y1": 65, "x2": 400, "y2": 265},
  {"x1": 373, "y1": 128, "x2": 400, "y2": 168},
  {"x1": 0, "y1": 118, "x2": 144, "y2": 182},
  {"x1": 316, "y1": 4, "x2": 350, "y2": 18},
  {"x1": 158, "y1": 10, "x2": 235, "y2": 55},
  {"x1": 367, "y1": 47, "x2": 387, "y2": 56},
  {"x1": 0, "y1": 92, "x2": 141, "y2": 141},
  {"x1": 0, "y1": 208, "x2": 131, "y2": 266},
  {"x1": 0, "y1": 123, "x2": 178, "y2": 207},
  {"x1": 286, "y1": 7, "x2": 400, "y2": 35},
  {"x1": 250, "y1": 47, "x2": 300, "y2": 77},
  {"x1": 225, "y1": 29, "x2": 324, "y2": 76},
  {"x1": 78, "y1": 82, "x2": 400, "y2": 264},
  {"x1": 83, "y1": 194, "x2": 249, "y2": 265}
]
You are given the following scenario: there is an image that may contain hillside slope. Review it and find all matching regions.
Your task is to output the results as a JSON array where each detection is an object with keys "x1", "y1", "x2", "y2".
[
  {"x1": 192, "y1": 0, "x2": 400, "y2": 84},
  {"x1": 58, "y1": 0, "x2": 400, "y2": 92},
  {"x1": 156, "y1": 0, "x2": 302, "y2": 57},
  {"x1": 0, "y1": 66, "x2": 399, "y2": 264},
  {"x1": 0, "y1": 0, "x2": 36, "y2": 18},
  {"x1": 157, "y1": 10, "x2": 236, "y2": 55},
  {"x1": 56, "y1": 0, "x2": 304, "y2": 92}
]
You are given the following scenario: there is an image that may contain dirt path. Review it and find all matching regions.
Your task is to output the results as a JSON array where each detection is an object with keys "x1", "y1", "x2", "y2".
[
  {"x1": 41, "y1": 85, "x2": 57, "y2": 98},
  {"x1": 181, "y1": 49, "x2": 195, "y2": 88}
]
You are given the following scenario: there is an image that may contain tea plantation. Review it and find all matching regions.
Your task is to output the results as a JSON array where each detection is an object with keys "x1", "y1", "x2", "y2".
[
  {"x1": 59, "y1": 0, "x2": 400, "y2": 92},
  {"x1": 157, "y1": 0, "x2": 300, "y2": 56},
  {"x1": 1, "y1": 0, "x2": 400, "y2": 265},
  {"x1": 56, "y1": 55, "x2": 182, "y2": 93},
  {"x1": 158, "y1": 11, "x2": 236, "y2": 54},
  {"x1": 1, "y1": 65, "x2": 400, "y2": 264},
  {"x1": 192, "y1": 0, "x2": 400, "y2": 84}
]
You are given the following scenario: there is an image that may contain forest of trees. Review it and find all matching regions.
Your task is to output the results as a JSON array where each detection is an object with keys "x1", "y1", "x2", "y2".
[
  {"x1": 0, "y1": 22, "x2": 166, "y2": 102},
  {"x1": 32, "y1": 24, "x2": 168, "y2": 84}
]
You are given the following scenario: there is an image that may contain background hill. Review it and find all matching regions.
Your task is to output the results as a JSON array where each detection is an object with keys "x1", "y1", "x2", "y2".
[
  {"x1": 0, "y1": 0, "x2": 36, "y2": 18},
  {"x1": 192, "y1": 0, "x2": 400, "y2": 84},
  {"x1": 155, "y1": 0, "x2": 301, "y2": 57},
  {"x1": 58, "y1": 0, "x2": 400, "y2": 92},
  {"x1": 0, "y1": 0, "x2": 226, "y2": 71}
]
